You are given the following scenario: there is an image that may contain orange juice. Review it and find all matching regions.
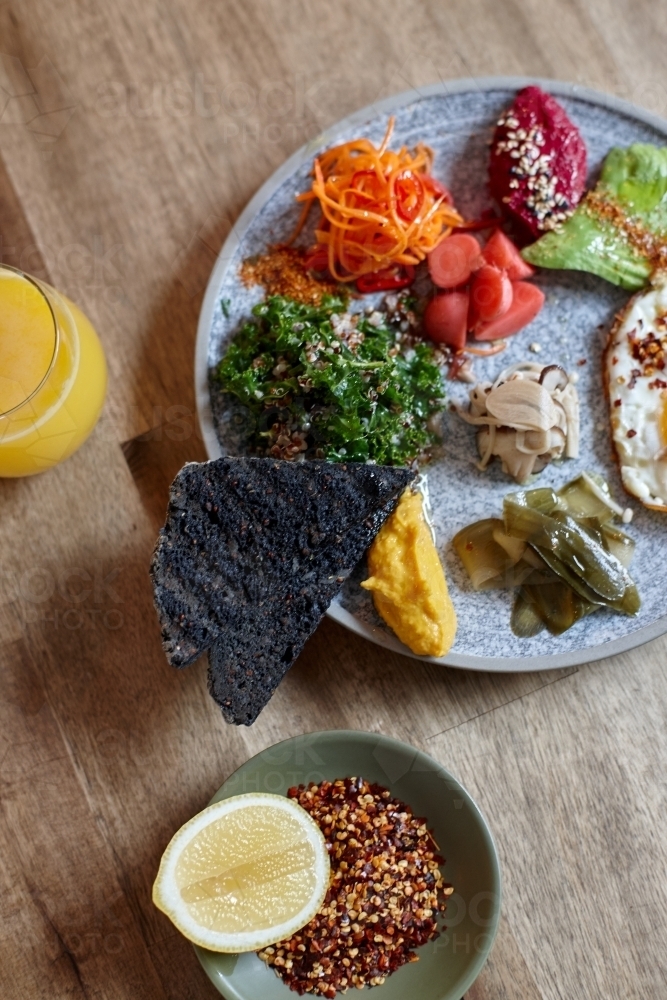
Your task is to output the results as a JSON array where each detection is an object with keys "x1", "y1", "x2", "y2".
[{"x1": 0, "y1": 266, "x2": 107, "y2": 476}]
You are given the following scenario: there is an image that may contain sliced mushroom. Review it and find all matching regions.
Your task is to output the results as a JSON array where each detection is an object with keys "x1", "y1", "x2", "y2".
[
  {"x1": 546, "y1": 425, "x2": 567, "y2": 452},
  {"x1": 551, "y1": 402, "x2": 568, "y2": 436},
  {"x1": 480, "y1": 427, "x2": 535, "y2": 483},
  {"x1": 477, "y1": 424, "x2": 497, "y2": 469},
  {"x1": 559, "y1": 383, "x2": 580, "y2": 458},
  {"x1": 469, "y1": 382, "x2": 493, "y2": 417},
  {"x1": 539, "y1": 364, "x2": 569, "y2": 392},
  {"x1": 485, "y1": 379, "x2": 558, "y2": 432},
  {"x1": 532, "y1": 433, "x2": 567, "y2": 476},
  {"x1": 515, "y1": 427, "x2": 553, "y2": 455},
  {"x1": 458, "y1": 359, "x2": 580, "y2": 484}
]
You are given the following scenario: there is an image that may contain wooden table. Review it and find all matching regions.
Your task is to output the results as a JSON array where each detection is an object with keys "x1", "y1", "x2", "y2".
[{"x1": 1, "y1": 2, "x2": 666, "y2": 997}]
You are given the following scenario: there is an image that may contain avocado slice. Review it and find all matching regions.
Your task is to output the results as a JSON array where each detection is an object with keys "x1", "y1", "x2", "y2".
[{"x1": 522, "y1": 144, "x2": 667, "y2": 290}]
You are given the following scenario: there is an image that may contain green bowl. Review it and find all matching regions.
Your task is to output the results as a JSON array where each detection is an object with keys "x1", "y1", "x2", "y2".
[{"x1": 195, "y1": 730, "x2": 501, "y2": 1000}]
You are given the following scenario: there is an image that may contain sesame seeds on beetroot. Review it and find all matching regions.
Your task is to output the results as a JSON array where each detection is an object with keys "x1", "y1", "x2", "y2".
[{"x1": 489, "y1": 86, "x2": 587, "y2": 239}]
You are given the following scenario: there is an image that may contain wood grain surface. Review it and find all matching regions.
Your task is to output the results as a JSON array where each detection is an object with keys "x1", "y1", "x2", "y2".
[{"x1": 1, "y1": 1, "x2": 666, "y2": 998}]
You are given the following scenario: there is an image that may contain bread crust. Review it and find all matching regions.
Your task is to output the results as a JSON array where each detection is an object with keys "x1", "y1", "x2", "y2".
[{"x1": 150, "y1": 457, "x2": 415, "y2": 725}]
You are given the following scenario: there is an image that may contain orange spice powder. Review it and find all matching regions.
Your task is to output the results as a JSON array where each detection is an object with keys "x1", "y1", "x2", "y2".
[{"x1": 239, "y1": 247, "x2": 341, "y2": 305}]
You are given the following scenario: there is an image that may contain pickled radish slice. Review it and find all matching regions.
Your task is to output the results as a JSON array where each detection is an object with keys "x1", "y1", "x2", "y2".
[
  {"x1": 481, "y1": 230, "x2": 535, "y2": 280},
  {"x1": 424, "y1": 292, "x2": 469, "y2": 350},
  {"x1": 469, "y1": 265, "x2": 513, "y2": 328},
  {"x1": 428, "y1": 234, "x2": 482, "y2": 289},
  {"x1": 474, "y1": 281, "x2": 545, "y2": 341}
]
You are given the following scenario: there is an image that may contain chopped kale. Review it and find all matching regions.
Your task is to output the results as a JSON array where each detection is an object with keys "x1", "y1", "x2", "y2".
[{"x1": 216, "y1": 294, "x2": 445, "y2": 466}]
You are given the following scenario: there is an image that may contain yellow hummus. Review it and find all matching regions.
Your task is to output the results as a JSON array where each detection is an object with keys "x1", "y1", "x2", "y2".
[{"x1": 361, "y1": 489, "x2": 457, "y2": 657}]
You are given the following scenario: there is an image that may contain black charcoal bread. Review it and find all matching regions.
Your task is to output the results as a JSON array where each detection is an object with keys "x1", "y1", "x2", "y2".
[{"x1": 151, "y1": 458, "x2": 413, "y2": 725}]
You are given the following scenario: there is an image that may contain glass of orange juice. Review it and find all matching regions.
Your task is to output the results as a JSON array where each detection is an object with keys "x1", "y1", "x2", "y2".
[{"x1": 0, "y1": 264, "x2": 107, "y2": 477}]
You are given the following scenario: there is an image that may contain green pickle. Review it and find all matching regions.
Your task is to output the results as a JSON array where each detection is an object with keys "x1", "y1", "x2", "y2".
[
  {"x1": 452, "y1": 519, "x2": 545, "y2": 591},
  {"x1": 600, "y1": 523, "x2": 635, "y2": 568},
  {"x1": 510, "y1": 590, "x2": 545, "y2": 638},
  {"x1": 557, "y1": 472, "x2": 618, "y2": 526},
  {"x1": 532, "y1": 543, "x2": 640, "y2": 615},
  {"x1": 451, "y1": 519, "x2": 527, "y2": 590},
  {"x1": 503, "y1": 497, "x2": 627, "y2": 602},
  {"x1": 519, "y1": 580, "x2": 597, "y2": 636},
  {"x1": 454, "y1": 471, "x2": 640, "y2": 638},
  {"x1": 452, "y1": 519, "x2": 509, "y2": 591}
]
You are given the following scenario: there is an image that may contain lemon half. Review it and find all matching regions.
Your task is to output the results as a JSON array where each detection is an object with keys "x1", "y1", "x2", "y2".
[{"x1": 152, "y1": 792, "x2": 330, "y2": 952}]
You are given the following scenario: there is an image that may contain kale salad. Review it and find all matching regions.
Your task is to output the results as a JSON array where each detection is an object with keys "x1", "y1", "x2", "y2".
[{"x1": 216, "y1": 294, "x2": 446, "y2": 466}]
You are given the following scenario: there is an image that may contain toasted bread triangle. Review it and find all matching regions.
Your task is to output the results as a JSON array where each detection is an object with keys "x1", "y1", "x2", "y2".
[{"x1": 151, "y1": 458, "x2": 413, "y2": 724}]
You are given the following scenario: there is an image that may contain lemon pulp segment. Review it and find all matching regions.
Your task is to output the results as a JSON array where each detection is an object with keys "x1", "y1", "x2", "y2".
[
  {"x1": 175, "y1": 805, "x2": 320, "y2": 932},
  {"x1": 153, "y1": 793, "x2": 330, "y2": 952}
]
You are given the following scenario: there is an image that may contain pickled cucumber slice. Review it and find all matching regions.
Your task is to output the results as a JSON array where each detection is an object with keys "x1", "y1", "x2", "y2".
[
  {"x1": 520, "y1": 580, "x2": 597, "y2": 635},
  {"x1": 511, "y1": 590, "x2": 545, "y2": 638},
  {"x1": 503, "y1": 496, "x2": 628, "y2": 601},
  {"x1": 453, "y1": 470, "x2": 640, "y2": 638},
  {"x1": 453, "y1": 518, "x2": 514, "y2": 591},
  {"x1": 532, "y1": 542, "x2": 640, "y2": 615}
]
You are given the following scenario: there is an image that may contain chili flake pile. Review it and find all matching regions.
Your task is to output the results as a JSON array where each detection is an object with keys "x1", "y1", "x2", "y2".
[
  {"x1": 257, "y1": 777, "x2": 452, "y2": 996},
  {"x1": 629, "y1": 319, "x2": 667, "y2": 376},
  {"x1": 240, "y1": 247, "x2": 340, "y2": 306}
]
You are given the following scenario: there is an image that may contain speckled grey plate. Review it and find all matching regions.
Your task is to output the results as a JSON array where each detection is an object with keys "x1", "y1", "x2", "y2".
[
  {"x1": 194, "y1": 730, "x2": 501, "y2": 1000},
  {"x1": 195, "y1": 76, "x2": 667, "y2": 671}
]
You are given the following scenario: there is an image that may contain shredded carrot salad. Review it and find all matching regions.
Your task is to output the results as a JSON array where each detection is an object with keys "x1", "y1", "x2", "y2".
[{"x1": 291, "y1": 117, "x2": 463, "y2": 282}]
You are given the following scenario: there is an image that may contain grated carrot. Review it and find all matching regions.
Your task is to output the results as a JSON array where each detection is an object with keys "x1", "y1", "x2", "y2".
[{"x1": 290, "y1": 118, "x2": 463, "y2": 282}]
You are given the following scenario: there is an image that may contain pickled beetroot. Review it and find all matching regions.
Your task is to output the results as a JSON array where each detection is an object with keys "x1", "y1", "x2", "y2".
[{"x1": 489, "y1": 86, "x2": 587, "y2": 239}]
